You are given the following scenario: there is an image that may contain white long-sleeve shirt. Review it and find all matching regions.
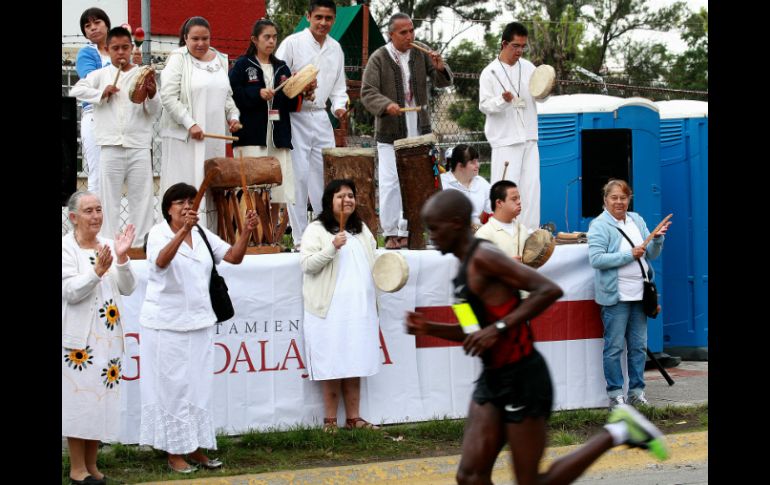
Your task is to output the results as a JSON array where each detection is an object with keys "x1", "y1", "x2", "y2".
[
  {"x1": 70, "y1": 63, "x2": 162, "y2": 148},
  {"x1": 276, "y1": 28, "x2": 348, "y2": 112},
  {"x1": 479, "y1": 57, "x2": 539, "y2": 147}
]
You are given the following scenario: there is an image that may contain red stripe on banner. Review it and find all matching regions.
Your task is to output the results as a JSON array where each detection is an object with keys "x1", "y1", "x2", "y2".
[
  {"x1": 414, "y1": 306, "x2": 462, "y2": 348},
  {"x1": 413, "y1": 300, "x2": 604, "y2": 348}
]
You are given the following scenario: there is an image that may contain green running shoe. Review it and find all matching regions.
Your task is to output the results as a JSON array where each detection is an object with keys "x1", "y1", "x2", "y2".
[{"x1": 608, "y1": 404, "x2": 670, "y2": 460}]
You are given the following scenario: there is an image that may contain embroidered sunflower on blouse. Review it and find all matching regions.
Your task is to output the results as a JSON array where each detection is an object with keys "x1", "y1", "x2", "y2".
[
  {"x1": 101, "y1": 358, "x2": 121, "y2": 389},
  {"x1": 64, "y1": 346, "x2": 94, "y2": 371},
  {"x1": 99, "y1": 299, "x2": 121, "y2": 330}
]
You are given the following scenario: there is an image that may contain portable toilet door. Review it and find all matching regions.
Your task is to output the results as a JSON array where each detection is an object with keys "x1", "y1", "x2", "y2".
[
  {"x1": 656, "y1": 100, "x2": 708, "y2": 359},
  {"x1": 538, "y1": 94, "x2": 665, "y2": 352}
]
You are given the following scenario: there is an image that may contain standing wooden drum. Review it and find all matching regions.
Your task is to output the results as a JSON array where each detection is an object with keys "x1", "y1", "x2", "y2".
[
  {"x1": 394, "y1": 133, "x2": 441, "y2": 249},
  {"x1": 322, "y1": 147, "x2": 378, "y2": 235}
]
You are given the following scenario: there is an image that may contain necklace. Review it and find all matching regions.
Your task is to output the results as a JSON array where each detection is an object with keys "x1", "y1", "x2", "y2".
[
  {"x1": 497, "y1": 57, "x2": 521, "y2": 97},
  {"x1": 191, "y1": 59, "x2": 221, "y2": 73}
]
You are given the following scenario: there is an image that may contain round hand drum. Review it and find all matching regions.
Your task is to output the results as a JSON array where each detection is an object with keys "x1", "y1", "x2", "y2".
[
  {"x1": 529, "y1": 64, "x2": 556, "y2": 101},
  {"x1": 372, "y1": 252, "x2": 409, "y2": 293},
  {"x1": 522, "y1": 229, "x2": 556, "y2": 268}
]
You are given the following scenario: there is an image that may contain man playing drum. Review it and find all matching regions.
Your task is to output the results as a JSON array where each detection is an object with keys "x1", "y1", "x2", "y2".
[
  {"x1": 406, "y1": 190, "x2": 670, "y2": 485},
  {"x1": 70, "y1": 26, "x2": 160, "y2": 248},
  {"x1": 476, "y1": 180, "x2": 532, "y2": 261},
  {"x1": 479, "y1": 22, "x2": 543, "y2": 230},
  {"x1": 361, "y1": 13, "x2": 453, "y2": 249},
  {"x1": 275, "y1": 0, "x2": 349, "y2": 247}
]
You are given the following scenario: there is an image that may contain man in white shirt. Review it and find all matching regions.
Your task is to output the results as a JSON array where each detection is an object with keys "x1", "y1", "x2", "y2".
[
  {"x1": 70, "y1": 26, "x2": 161, "y2": 247},
  {"x1": 479, "y1": 22, "x2": 541, "y2": 230},
  {"x1": 361, "y1": 13, "x2": 453, "y2": 249},
  {"x1": 476, "y1": 180, "x2": 531, "y2": 261},
  {"x1": 276, "y1": 0, "x2": 349, "y2": 246}
]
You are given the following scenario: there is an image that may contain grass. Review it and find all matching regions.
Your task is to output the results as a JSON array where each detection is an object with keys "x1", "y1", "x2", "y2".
[{"x1": 62, "y1": 405, "x2": 707, "y2": 484}]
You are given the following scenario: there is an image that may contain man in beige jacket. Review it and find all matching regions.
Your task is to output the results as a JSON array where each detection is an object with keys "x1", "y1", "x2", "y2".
[{"x1": 475, "y1": 180, "x2": 532, "y2": 260}]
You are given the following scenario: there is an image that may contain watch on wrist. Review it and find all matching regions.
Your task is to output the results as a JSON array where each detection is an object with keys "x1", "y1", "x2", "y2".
[{"x1": 494, "y1": 320, "x2": 507, "y2": 333}]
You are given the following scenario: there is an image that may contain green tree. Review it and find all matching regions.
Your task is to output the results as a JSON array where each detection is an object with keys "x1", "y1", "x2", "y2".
[
  {"x1": 578, "y1": 0, "x2": 687, "y2": 73},
  {"x1": 371, "y1": 0, "x2": 498, "y2": 34},
  {"x1": 510, "y1": 1, "x2": 586, "y2": 90},
  {"x1": 442, "y1": 34, "x2": 498, "y2": 131},
  {"x1": 665, "y1": 7, "x2": 707, "y2": 91}
]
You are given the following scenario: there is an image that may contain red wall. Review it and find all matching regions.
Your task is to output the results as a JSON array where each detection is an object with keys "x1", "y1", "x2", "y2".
[{"x1": 128, "y1": 0, "x2": 267, "y2": 58}]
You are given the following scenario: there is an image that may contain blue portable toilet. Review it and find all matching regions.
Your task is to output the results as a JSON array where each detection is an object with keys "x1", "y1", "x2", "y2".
[
  {"x1": 537, "y1": 94, "x2": 664, "y2": 352},
  {"x1": 655, "y1": 100, "x2": 708, "y2": 360}
]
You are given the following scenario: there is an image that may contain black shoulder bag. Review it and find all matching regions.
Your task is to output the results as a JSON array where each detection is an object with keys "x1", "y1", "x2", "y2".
[
  {"x1": 196, "y1": 225, "x2": 235, "y2": 323},
  {"x1": 615, "y1": 227, "x2": 660, "y2": 319}
]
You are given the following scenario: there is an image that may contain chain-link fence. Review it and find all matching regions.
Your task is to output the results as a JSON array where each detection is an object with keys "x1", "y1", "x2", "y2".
[{"x1": 61, "y1": 59, "x2": 706, "y2": 236}]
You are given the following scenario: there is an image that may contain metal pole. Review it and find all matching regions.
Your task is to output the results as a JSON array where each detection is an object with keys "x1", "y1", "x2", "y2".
[
  {"x1": 362, "y1": 2, "x2": 370, "y2": 66},
  {"x1": 142, "y1": 0, "x2": 151, "y2": 64}
]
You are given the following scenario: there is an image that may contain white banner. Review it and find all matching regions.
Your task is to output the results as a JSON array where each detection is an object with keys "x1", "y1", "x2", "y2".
[{"x1": 118, "y1": 245, "x2": 607, "y2": 443}]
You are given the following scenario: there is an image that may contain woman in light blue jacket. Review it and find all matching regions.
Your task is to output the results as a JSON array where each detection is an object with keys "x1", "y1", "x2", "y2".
[{"x1": 587, "y1": 180, "x2": 671, "y2": 410}]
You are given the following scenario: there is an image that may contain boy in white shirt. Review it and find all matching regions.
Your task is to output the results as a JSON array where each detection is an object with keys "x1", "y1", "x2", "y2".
[
  {"x1": 476, "y1": 180, "x2": 532, "y2": 260},
  {"x1": 70, "y1": 26, "x2": 161, "y2": 247}
]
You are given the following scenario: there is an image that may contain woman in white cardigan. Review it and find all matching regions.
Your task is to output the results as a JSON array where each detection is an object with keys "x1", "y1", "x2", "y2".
[
  {"x1": 62, "y1": 191, "x2": 136, "y2": 485},
  {"x1": 158, "y1": 16, "x2": 240, "y2": 229},
  {"x1": 300, "y1": 179, "x2": 382, "y2": 432}
]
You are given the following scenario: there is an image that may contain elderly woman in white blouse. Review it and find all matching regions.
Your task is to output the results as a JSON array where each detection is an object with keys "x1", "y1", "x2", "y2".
[
  {"x1": 62, "y1": 191, "x2": 136, "y2": 485},
  {"x1": 138, "y1": 182, "x2": 256, "y2": 473}
]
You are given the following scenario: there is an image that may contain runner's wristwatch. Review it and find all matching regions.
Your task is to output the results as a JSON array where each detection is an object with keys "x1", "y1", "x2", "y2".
[{"x1": 494, "y1": 320, "x2": 507, "y2": 333}]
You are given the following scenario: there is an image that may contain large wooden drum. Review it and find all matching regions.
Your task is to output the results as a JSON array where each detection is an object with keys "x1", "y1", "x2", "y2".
[
  {"x1": 322, "y1": 147, "x2": 378, "y2": 235},
  {"x1": 394, "y1": 133, "x2": 441, "y2": 249},
  {"x1": 204, "y1": 157, "x2": 285, "y2": 252}
]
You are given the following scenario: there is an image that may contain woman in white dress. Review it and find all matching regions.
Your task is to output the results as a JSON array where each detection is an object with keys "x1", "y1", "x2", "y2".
[
  {"x1": 139, "y1": 183, "x2": 257, "y2": 473},
  {"x1": 158, "y1": 16, "x2": 241, "y2": 229},
  {"x1": 62, "y1": 191, "x2": 137, "y2": 485},
  {"x1": 300, "y1": 179, "x2": 382, "y2": 432}
]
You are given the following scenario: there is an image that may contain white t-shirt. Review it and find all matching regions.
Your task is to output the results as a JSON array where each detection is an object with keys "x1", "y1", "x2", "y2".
[
  {"x1": 440, "y1": 171, "x2": 492, "y2": 224},
  {"x1": 614, "y1": 215, "x2": 649, "y2": 301}
]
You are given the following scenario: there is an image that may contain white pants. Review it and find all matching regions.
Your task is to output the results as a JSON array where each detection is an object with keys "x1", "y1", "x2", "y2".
[
  {"x1": 491, "y1": 141, "x2": 541, "y2": 230},
  {"x1": 377, "y1": 143, "x2": 402, "y2": 236},
  {"x1": 99, "y1": 146, "x2": 155, "y2": 246},
  {"x1": 81, "y1": 110, "x2": 101, "y2": 194},
  {"x1": 287, "y1": 110, "x2": 335, "y2": 243}
]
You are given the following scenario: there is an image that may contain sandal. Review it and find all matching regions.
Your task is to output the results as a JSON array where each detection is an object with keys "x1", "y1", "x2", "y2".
[
  {"x1": 398, "y1": 237, "x2": 409, "y2": 249},
  {"x1": 345, "y1": 417, "x2": 381, "y2": 430},
  {"x1": 323, "y1": 417, "x2": 338, "y2": 434}
]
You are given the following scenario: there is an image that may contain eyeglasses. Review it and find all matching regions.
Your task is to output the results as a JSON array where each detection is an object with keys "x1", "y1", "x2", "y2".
[{"x1": 506, "y1": 42, "x2": 528, "y2": 52}]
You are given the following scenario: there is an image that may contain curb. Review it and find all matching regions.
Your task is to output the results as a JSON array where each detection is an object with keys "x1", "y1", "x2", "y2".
[{"x1": 136, "y1": 431, "x2": 707, "y2": 485}]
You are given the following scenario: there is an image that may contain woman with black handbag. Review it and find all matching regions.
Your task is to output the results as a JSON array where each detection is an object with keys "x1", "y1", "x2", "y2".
[
  {"x1": 138, "y1": 183, "x2": 256, "y2": 473},
  {"x1": 587, "y1": 180, "x2": 671, "y2": 411}
]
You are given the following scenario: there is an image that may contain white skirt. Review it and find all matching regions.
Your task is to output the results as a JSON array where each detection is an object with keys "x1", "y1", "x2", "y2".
[
  {"x1": 303, "y1": 235, "x2": 381, "y2": 381},
  {"x1": 61, "y1": 282, "x2": 125, "y2": 441},
  {"x1": 138, "y1": 326, "x2": 217, "y2": 454}
]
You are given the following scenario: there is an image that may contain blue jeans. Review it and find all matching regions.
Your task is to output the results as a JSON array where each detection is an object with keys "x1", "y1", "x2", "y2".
[{"x1": 600, "y1": 301, "x2": 647, "y2": 398}]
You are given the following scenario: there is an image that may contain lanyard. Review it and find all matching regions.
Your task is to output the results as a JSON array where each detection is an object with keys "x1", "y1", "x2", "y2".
[{"x1": 497, "y1": 58, "x2": 521, "y2": 97}]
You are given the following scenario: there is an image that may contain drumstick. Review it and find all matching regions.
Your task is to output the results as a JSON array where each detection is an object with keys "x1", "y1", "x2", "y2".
[
  {"x1": 409, "y1": 42, "x2": 433, "y2": 55},
  {"x1": 273, "y1": 76, "x2": 291, "y2": 93},
  {"x1": 203, "y1": 133, "x2": 239, "y2": 142},
  {"x1": 338, "y1": 204, "x2": 348, "y2": 233},
  {"x1": 501, "y1": 161, "x2": 510, "y2": 180},
  {"x1": 399, "y1": 106, "x2": 424, "y2": 112},
  {"x1": 239, "y1": 154, "x2": 259, "y2": 245},
  {"x1": 113, "y1": 59, "x2": 126, "y2": 86},
  {"x1": 191, "y1": 166, "x2": 220, "y2": 212},
  {"x1": 641, "y1": 213, "x2": 673, "y2": 248},
  {"x1": 491, "y1": 70, "x2": 509, "y2": 91}
]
